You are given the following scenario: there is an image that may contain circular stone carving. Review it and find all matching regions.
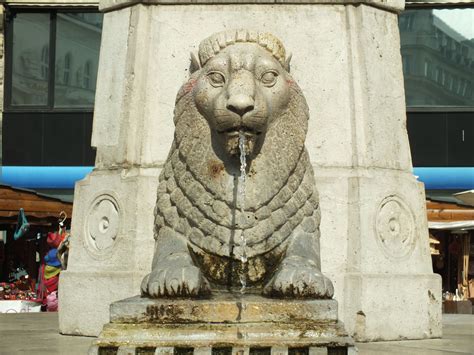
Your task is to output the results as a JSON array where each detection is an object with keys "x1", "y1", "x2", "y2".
[
  {"x1": 375, "y1": 195, "x2": 416, "y2": 259},
  {"x1": 86, "y1": 195, "x2": 120, "y2": 252}
]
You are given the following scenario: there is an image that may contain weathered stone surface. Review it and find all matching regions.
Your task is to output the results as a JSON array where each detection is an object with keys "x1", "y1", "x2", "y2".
[
  {"x1": 154, "y1": 347, "x2": 174, "y2": 355},
  {"x1": 342, "y1": 273, "x2": 442, "y2": 341},
  {"x1": 117, "y1": 346, "x2": 136, "y2": 355},
  {"x1": 194, "y1": 348, "x2": 212, "y2": 355},
  {"x1": 59, "y1": 170, "x2": 158, "y2": 336},
  {"x1": 271, "y1": 347, "x2": 288, "y2": 355},
  {"x1": 308, "y1": 348, "x2": 327, "y2": 355},
  {"x1": 91, "y1": 4, "x2": 412, "y2": 172},
  {"x1": 93, "y1": 295, "x2": 353, "y2": 349},
  {"x1": 110, "y1": 292, "x2": 338, "y2": 324},
  {"x1": 316, "y1": 169, "x2": 442, "y2": 340},
  {"x1": 94, "y1": 321, "x2": 353, "y2": 348}
]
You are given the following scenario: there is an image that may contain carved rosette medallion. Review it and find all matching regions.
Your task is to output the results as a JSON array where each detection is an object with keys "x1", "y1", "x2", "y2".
[
  {"x1": 85, "y1": 194, "x2": 120, "y2": 255},
  {"x1": 375, "y1": 195, "x2": 416, "y2": 259}
]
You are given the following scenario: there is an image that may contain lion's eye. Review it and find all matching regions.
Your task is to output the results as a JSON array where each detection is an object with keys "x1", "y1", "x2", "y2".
[
  {"x1": 260, "y1": 71, "x2": 278, "y2": 87},
  {"x1": 207, "y1": 72, "x2": 226, "y2": 87}
]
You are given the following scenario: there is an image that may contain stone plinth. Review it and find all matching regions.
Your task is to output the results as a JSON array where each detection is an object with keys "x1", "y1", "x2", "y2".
[
  {"x1": 110, "y1": 293, "x2": 339, "y2": 324},
  {"x1": 90, "y1": 293, "x2": 354, "y2": 353}
]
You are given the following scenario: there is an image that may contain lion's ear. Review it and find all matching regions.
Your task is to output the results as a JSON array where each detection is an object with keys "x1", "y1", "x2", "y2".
[
  {"x1": 284, "y1": 53, "x2": 292, "y2": 72},
  {"x1": 190, "y1": 52, "x2": 201, "y2": 73}
]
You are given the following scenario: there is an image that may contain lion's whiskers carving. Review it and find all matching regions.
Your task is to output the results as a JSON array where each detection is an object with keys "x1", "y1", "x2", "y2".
[{"x1": 141, "y1": 29, "x2": 334, "y2": 299}]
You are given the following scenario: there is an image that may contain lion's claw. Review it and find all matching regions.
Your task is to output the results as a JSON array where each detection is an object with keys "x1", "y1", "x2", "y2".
[
  {"x1": 263, "y1": 262, "x2": 334, "y2": 299},
  {"x1": 141, "y1": 264, "x2": 211, "y2": 298}
]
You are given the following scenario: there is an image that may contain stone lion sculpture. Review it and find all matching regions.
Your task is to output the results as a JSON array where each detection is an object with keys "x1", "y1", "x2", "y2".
[{"x1": 141, "y1": 30, "x2": 334, "y2": 299}]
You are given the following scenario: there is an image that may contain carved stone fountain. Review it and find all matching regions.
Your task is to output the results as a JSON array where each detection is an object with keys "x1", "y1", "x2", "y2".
[
  {"x1": 90, "y1": 30, "x2": 354, "y2": 354},
  {"x1": 61, "y1": 0, "x2": 441, "y2": 344}
]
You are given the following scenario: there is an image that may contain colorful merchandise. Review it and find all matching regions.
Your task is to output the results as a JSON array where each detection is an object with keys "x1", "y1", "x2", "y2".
[
  {"x1": 46, "y1": 291, "x2": 58, "y2": 312},
  {"x1": 47, "y1": 232, "x2": 65, "y2": 249},
  {"x1": 44, "y1": 249, "x2": 61, "y2": 268},
  {"x1": 44, "y1": 265, "x2": 61, "y2": 279}
]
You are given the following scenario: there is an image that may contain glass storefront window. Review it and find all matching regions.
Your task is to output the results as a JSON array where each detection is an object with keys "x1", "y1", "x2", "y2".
[
  {"x1": 11, "y1": 13, "x2": 50, "y2": 106},
  {"x1": 399, "y1": 8, "x2": 474, "y2": 107},
  {"x1": 7, "y1": 11, "x2": 103, "y2": 109},
  {"x1": 54, "y1": 13, "x2": 103, "y2": 108}
]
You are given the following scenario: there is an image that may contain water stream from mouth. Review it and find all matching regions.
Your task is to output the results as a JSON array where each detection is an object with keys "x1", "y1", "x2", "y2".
[{"x1": 238, "y1": 131, "x2": 248, "y2": 294}]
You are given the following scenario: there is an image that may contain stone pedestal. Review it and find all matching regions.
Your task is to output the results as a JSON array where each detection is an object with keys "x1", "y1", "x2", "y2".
[
  {"x1": 90, "y1": 292, "x2": 355, "y2": 354},
  {"x1": 60, "y1": 0, "x2": 442, "y2": 341},
  {"x1": 317, "y1": 170, "x2": 442, "y2": 340},
  {"x1": 59, "y1": 169, "x2": 158, "y2": 335}
]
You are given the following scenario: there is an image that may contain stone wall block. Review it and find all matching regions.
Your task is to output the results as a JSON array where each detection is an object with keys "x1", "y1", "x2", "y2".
[
  {"x1": 59, "y1": 169, "x2": 159, "y2": 336},
  {"x1": 343, "y1": 273, "x2": 442, "y2": 341},
  {"x1": 317, "y1": 167, "x2": 439, "y2": 341},
  {"x1": 93, "y1": 6, "x2": 159, "y2": 168},
  {"x1": 92, "y1": 7, "x2": 131, "y2": 163},
  {"x1": 345, "y1": 5, "x2": 412, "y2": 171}
]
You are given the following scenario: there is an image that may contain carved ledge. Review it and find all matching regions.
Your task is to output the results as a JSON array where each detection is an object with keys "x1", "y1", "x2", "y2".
[{"x1": 99, "y1": 0, "x2": 405, "y2": 14}]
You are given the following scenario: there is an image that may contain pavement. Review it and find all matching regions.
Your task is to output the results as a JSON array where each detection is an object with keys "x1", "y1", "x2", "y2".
[
  {"x1": 0, "y1": 313, "x2": 472, "y2": 355},
  {"x1": 356, "y1": 315, "x2": 473, "y2": 354}
]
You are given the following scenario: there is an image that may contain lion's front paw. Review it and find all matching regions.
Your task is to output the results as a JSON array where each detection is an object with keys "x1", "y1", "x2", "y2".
[
  {"x1": 263, "y1": 260, "x2": 334, "y2": 299},
  {"x1": 141, "y1": 264, "x2": 211, "y2": 298}
]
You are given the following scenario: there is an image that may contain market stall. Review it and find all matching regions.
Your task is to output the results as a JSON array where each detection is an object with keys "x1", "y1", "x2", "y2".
[
  {"x1": 0, "y1": 184, "x2": 72, "y2": 312},
  {"x1": 427, "y1": 198, "x2": 474, "y2": 314}
]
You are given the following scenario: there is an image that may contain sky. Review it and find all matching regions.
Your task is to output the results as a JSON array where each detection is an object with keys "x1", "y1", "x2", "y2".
[{"x1": 433, "y1": 8, "x2": 474, "y2": 40}]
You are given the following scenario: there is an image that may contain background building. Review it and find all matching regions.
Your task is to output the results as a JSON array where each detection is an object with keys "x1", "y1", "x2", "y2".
[
  {"x1": 399, "y1": 2, "x2": 474, "y2": 303},
  {"x1": 0, "y1": 6, "x2": 102, "y2": 203},
  {"x1": 0, "y1": 3, "x2": 103, "y2": 284},
  {"x1": 401, "y1": 5, "x2": 473, "y2": 170}
]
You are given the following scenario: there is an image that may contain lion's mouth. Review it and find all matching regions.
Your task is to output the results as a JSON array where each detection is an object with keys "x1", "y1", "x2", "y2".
[
  {"x1": 217, "y1": 127, "x2": 261, "y2": 157},
  {"x1": 218, "y1": 126, "x2": 262, "y2": 138}
]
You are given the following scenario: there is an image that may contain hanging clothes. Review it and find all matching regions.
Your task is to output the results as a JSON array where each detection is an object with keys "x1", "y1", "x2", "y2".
[
  {"x1": 44, "y1": 249, "x2": 61, "y2": 268},
  {"x1": 37, "y1": 248, "x2": 62, "y2": 311},
  {"x1": 13, "y1": 208, "x2": 29, "y2": 240},
  {"x1": 44, "y1": 265, "x2": 61, "y2": 279}
]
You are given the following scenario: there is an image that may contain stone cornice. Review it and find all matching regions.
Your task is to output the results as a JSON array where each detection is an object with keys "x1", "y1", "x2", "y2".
[{"x1": 99, "y1": 0, "x2": 405, "y2": 14}]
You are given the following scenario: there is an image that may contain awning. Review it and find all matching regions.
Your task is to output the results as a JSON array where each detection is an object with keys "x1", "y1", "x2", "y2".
[
  {"x1": 0, "y1": 184, "x2": 72, "y2": 225},
  {"x1": 429, "y1": 221, "x2": 474, "y2": 231},
  {"x1": 453, "y1": 190, "x2": 474, "y2": 207}
]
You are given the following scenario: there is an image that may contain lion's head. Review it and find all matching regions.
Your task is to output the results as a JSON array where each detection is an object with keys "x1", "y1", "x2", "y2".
[
  {"x1": 190, "y1": 31, "x2": 292, "y2": 157},
  {"x1": 172, "y1": 30, "x2": 310, "y2": 212}
]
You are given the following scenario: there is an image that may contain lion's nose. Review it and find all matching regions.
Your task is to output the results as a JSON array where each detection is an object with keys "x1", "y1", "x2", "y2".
[{"x1": 226, "y1": 95, "x2": 255, "y2": 117}]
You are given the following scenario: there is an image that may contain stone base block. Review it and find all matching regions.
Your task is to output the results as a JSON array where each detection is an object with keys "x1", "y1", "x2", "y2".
[
  {"x1": 92, "y1": 293, "x2": 354, "y2": 353},
  {"x1": 59, "y1": 270, "x2": 145, "y2": 336},
  {"x1": 59, "y1": 168, "x2": 158, "y2": 336},
  {"x1": 110, "y1": 292, "x2": 338, "y2": 324},
  {"x1": 343, "y1": 273, "x2": 442, "y2": 341}
]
